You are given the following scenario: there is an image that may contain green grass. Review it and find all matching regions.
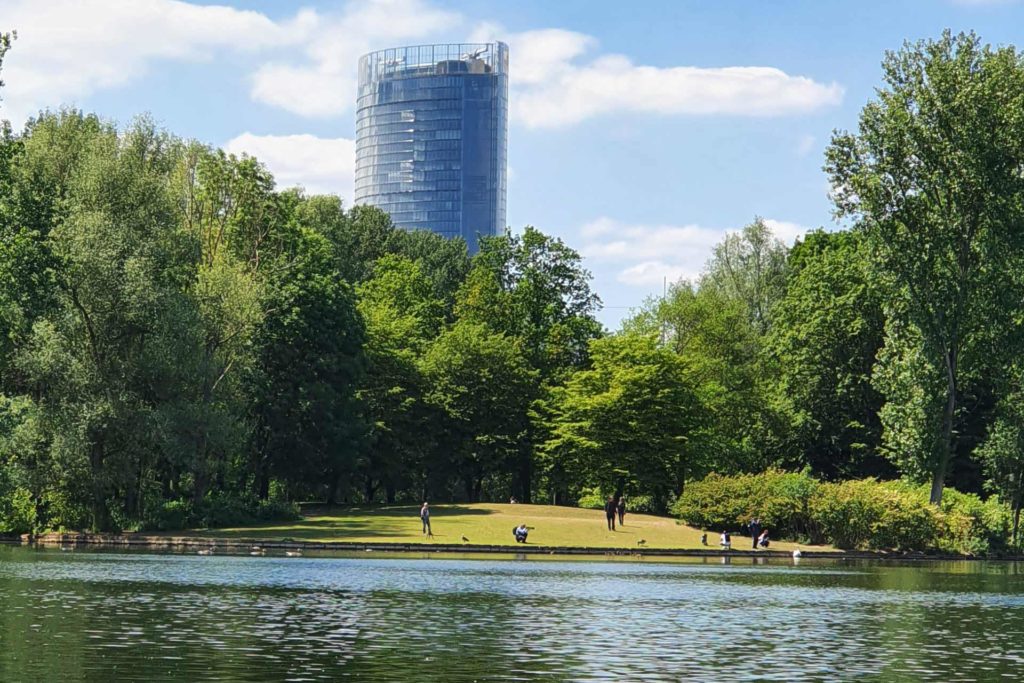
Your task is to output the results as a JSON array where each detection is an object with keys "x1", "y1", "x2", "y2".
[{"x1": 181, "y1": 503, "x2": 834, "y2": 551}]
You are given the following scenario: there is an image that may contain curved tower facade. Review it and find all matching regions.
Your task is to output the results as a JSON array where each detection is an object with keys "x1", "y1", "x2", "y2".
[{"x1": 355, "y1": 43, "x2": 509, "y2": 253}]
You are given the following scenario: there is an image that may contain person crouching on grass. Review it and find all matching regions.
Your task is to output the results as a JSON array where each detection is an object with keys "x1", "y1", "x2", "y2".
[{"x1": 513, "y1": 524, "x2": 529, "y2": 543}]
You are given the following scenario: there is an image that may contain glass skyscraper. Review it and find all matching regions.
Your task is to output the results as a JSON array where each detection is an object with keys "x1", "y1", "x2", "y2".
[{"x1": 355, "y1": 43, "x2": 509, "y2": 253}]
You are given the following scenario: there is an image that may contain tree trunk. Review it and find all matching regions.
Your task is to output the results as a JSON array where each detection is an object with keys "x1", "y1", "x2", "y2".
[
  {"x1": 385, "y1": 482, "x2": 396, "y2": 505},
  {"x1": 364, "y1": 477, "x2": 376, "y2": 504},
  {"x1": 1013, "y1": 504, "x2": 1021, "y2": 549},
  {"x1": 89, "y1": 441, "x2": 108, "y2": 531},
  {"x1": 517, "y1": 453, "x2": 532, "y2": 504},
  {"x1": 931, "y1": 350, "x2": 958, "y2": 505}
]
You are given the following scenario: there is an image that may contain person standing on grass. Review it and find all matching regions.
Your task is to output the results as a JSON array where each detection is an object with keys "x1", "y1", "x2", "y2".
[
  {"x1": 749, "y1": 517, "x2": 762, "y2": 550},
  {"x1": 616, "y1": 496, "x2": 626, "y2": 526},
  {"x1": 420, "y1": 501, "x2": 432, "y2": 537},
  {"x1": 604, "y1": 496, "x2": 617, "y2": 531}
]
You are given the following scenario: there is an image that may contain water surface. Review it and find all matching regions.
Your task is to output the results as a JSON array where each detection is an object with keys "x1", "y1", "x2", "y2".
[{"x1": 2, "y1": 545, "x2": 1023, "y2": 681}]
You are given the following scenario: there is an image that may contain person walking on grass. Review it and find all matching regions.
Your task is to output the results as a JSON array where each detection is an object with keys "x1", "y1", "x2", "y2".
[
  {"x1": 420, "y1": 501, "x2": 432, "y2": 537},
  {"x1": 605, "y1": 496, "x2": 617, "y2": 531},
  {"x1": 616, "y1": 496, "x2": 626, "y2": 526}
]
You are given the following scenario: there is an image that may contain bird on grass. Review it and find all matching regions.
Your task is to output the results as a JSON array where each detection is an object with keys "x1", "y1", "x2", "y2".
[
  {"x1": 461, "y1": 535, "x2": 470, "y2": 543},
  {"x1": 637, "y1": 539, "x2": 647, "y2": 547}
]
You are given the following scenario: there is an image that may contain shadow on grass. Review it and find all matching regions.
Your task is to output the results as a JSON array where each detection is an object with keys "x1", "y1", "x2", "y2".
[
  {"x1": 300, "y1": 504, "x2": 496, "y2": 518},
  {"x1": 187, "y1": 504, "x2": 497, "y2": 540}
]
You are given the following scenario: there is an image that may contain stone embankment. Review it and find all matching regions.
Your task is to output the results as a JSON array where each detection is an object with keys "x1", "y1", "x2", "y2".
[{"x1": 5, "y1": 532, "x2": 1003, "y2": 560}]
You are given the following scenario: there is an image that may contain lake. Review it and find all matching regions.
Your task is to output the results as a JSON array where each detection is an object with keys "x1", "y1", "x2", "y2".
[{"x1": 2, "y1": 546, "x2": 1023, "y2": 681}]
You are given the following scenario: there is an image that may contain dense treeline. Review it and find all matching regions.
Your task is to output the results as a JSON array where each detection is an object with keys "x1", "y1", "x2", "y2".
[{"x1": 4, "y1": 31, "x2": 1024, "y2": 542}]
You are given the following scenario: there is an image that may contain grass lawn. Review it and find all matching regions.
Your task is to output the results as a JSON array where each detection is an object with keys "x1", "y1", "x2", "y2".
[{"x1": 182, "y1": 503, "x2": 834, "y2": 551}]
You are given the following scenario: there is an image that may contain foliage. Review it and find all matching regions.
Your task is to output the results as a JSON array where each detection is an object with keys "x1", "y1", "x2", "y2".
[
  {"x1": 766, "y1": 230, "x2": 890, "y2": 478},
  {"x1": 826, "y1": 31, "x2": 1024, "y2": 503},
  {"x1": 672, "y1": 470, "x2": 819, "y2": 539},
  {"x1": 540, "y1": 334, "x2": 702, "y2": 513},
  {"x1": 675, "y1": 471, "x2": 1009, "y2": 553}
]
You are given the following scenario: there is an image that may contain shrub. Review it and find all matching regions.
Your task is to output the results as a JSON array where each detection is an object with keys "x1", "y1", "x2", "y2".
[
  {"x1": 935, "y1": 488, "x2": 1011, "y2": 555},
  {"x1": 676, "y1": 471, "x2": 1012, "y2": 553},
  {"x1": 672, "y1": 472, "x2": 758, "y2": 532},
  {"x1": 0, "y1": 487, "x2": 37, "y2": 535},
  {"x1": 577, "y1": 487, "x2": 605, "y2": 510},
  {"x1": 672, "y1": 470, "x2": 817, "y2": 538}
]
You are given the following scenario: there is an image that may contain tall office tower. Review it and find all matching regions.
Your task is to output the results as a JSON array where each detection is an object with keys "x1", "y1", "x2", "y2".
[{"x1": 355, "y1": 43, "x2": 509, "y2": 253}]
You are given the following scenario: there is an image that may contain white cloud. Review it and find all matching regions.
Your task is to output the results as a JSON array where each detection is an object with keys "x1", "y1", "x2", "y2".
[
  {"x1": 472, "y1": 23, "x2": 843, "y2": 128},
  {"x1": 580, "y1": 216, "x2": 811, "y2": 287},
  {"x1": 248, "y1": 0, "x2": 463, "y2": 118},
  {"x1": 761, "y1": 218, "x2": 808, "y2": 245},
  {"x1": 223, "y1": 132, "x2": 355, "y2": 200},
  {"x1": 618, "y1": 261, "x2": 696, "y2": 287},
  {"x1": 0, "y1": 0, "x2": 316, "y2": 125}
]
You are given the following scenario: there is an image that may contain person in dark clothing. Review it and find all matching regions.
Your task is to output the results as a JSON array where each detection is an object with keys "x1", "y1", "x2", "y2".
[
  {"x1": 605, "y1": 497, "x2": 617, "y2": 531},
  {"x1": 749, "y1": 517, "x2": 762, "y2": 550},
  {"x1": 616, "y1": 497, "x2": 626, "y2": 526}
]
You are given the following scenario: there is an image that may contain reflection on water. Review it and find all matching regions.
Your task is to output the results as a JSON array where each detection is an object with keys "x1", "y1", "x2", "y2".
[{"x1": 2, "y1": 546, "x2": 1024, "y2": 681}]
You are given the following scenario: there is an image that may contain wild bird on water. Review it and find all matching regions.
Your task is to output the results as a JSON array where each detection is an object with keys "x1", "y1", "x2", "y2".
[
  {"x1": 197, "y1": 548, "x2": 213, "y2": 556},
  {"x1": 285, "y1": 551, "x2": 302, "y2": 557}
]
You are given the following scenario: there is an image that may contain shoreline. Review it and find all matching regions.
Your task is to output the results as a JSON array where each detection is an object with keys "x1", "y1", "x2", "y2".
[{"x1": 4, "y1": 532, "x2": 1021, "y2": 561}]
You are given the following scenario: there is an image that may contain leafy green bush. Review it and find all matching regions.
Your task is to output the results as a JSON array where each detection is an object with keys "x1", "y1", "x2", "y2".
[
  {"x1": 255, "y1": 498, "x2": 300, "y2": 522},
  {"x1": 672, "y1": 470, "x2": 818, "y2": 538},
  {"x1": 0, "y1": 486, "x2": 37, "y2": 535},
  {"x1": 934, "y1": 487, "x2": 1011, "y2": 555},
  {"x1": 672, "y1": 472, "x2": 758, "y2": 531},
  {"x1": 577, "y1": 487, "x2": 606, "y2": 510},
  {"x1": 676, "y1": 471, "x2": 1012, "y2": 553},
  {"x1": 141, "y1": 494, "x2": 300, "y2": 532}
]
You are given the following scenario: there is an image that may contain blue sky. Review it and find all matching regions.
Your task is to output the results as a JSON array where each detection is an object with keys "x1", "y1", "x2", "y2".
[{"x1": 2, "y1": 0, "x2": 1023, "y2": 327}]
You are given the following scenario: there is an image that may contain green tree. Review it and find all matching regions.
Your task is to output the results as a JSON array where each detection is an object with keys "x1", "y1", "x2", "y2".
[
  {"x1": 540, "y1": 334, "x2": 702, "y2": 511},
  {"x1": 702, "y1": 217, "x2": 788, "y2": 333},
  {"x1": 625, "y1": 283, "x2": 768, "y2": 475},
  {"x1": 977, "y1": 375, "x2": 1024, "y2": 545},
  {"x1": 421, "y1": 321, "x2": 537, "y2": 502},
  {"x1": 456, "y1": 226, "x2": 602, "y2": 501},
  {"x1": 826, "y1": 31, "x2": 1024, "y2": 503},
  {"x1": 356, "y1": 255, "x2": 444, "y2": 503},
  {"x1": 766, "y1": 230, "x2": 890, "y2": 478}
]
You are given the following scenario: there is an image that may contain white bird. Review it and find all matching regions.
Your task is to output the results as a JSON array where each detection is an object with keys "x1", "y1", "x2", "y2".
[
  {"x1": 197, "y1": 548, "x2": 213, "y2": 556},
  {"x1": 284, "y1": 551, "x2": 302, "y2": 557},
  {"x1": 792, "y1": 549, "x2": 803, "y2": 559}
]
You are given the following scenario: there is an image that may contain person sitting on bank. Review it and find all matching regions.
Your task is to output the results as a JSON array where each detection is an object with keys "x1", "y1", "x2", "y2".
[
  {"x1": 757, "y1": 530, "x2": 770, "y2": 548},
  {"x1": 514, "y1": 524, "x2": 529, "y2": 543},
  {"x1": 720, "y1": 531, "x2": 731, "y2": 549}
]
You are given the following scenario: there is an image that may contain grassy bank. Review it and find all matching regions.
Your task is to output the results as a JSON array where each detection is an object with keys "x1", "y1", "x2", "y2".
[{"x1": 173, "y1": 503, "x2": 834, "y2": 551}]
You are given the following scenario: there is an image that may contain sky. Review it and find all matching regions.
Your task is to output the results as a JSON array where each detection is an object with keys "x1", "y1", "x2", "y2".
[{"x1": 2, "y1": 0, "x2": 1023, "y2": 328}]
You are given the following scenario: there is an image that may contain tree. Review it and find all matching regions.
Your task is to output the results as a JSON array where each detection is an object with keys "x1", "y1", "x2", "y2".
[
  {"x1": 356, "y1": 255, "x2": 444, "y2": 503},
  {"x1": 826, "y1": 31, "x2": 1024, "y2": 503},
  {"x1": 702, "y1": 217, "x2": 788, "y2": 333},
  {"x1": 766, "y1": 230, "x2": 890, "y2": 478},
  {"x1": 420, "y1": 321, "x2": 537, "y2": 502},
  {"x1": 540, "y1": 334, "x2": 702, "y2": 511},
  {"x1": 456, "y1": 226, "x2": 602, "y2": 502},
  {"x1": 624, "y1": 283, "x2": 769, "y2": 475},
  {"x1": 977, "y1": 381, "x2": 1024, "y2": 545}
]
